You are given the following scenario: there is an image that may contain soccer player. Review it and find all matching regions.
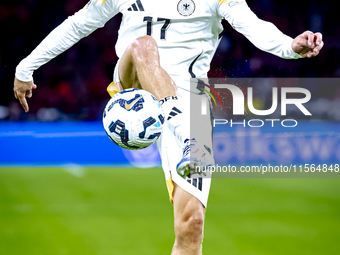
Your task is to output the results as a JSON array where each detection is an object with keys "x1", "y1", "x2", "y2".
[{"x1": 13, "y1": 0, "x2": 323, "y2": 254}]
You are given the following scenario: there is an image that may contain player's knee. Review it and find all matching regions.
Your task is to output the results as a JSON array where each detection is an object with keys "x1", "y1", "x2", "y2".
[
  {"x1": 132, "y1": 35, "x2": 158, "y2": 50},
  {"x1": 130, "y1": 36, "x2": 159, "y2": 63},
  {"x1": 187, "y1": 212, "x2": 204, "y2": 237},
  {"x1": 175, "y1": 210, "x2": 204, "y2": 245}
]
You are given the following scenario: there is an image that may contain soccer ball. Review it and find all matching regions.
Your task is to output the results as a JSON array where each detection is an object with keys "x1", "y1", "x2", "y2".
[{"x1": 103, "y1": 88, "x2": 165, "y2": 150}]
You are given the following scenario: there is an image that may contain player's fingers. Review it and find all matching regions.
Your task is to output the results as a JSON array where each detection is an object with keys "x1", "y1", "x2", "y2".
[
  {"x1": 314, "y1": 32, "x2": 323, "y2": 46},
  {"x1": 314, "y1": 38, "x2": 324, "y2": 53},
  {"x1": 313, "y1": 40, "x2": 323, "y2": 53},
  {"x1": 17, "y1": 93, "x2": 29, "y2": 112},
  {"x1": 307, "y1": 51, "x2": 317, "y2": 58},
  {"x1": 317, "y1": 40, "x2": 324, "y2": 51},
  {"x1": 295, "y1": 32, "x2": 312, "y2": 49},
  {"x1": 303, "y1": 31, "x2": 315, "y2": 48},
  {"x1": 308, "y1": 40, "x2": 324, "y2": 58},
  {"x1": 26, "y1": 90, "x2": 33, "y2": 98}
]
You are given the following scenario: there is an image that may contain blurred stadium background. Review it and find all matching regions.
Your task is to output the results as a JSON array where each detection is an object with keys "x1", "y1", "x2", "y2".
[{"x1": 1, "y1": 0, "x2": 340, "y2": 254}]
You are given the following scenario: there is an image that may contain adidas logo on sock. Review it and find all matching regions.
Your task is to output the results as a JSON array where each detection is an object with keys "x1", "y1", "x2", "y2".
[
  {"x1": 167, "y1": 107, "x2": 182, "y2": 120},
  {"x1": 127, "y1": 0, "x2": 145, "y2": 11}
]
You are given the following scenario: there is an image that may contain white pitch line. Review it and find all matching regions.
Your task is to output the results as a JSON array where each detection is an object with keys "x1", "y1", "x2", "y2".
[{"x1": 62, "y1": 163, "x2": 85, "y2": 178}]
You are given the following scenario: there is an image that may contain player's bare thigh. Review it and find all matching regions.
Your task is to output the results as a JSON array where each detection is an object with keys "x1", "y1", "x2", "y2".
[
  {"x1": 118, "y1": 36, "x2": 160, "y2": 90},
  {"x1": 118, "y1": 36, "x2": 176, "y2": 100},
  {"x1": 118, "y1": 43, "x2": 141, "y2": 90}
]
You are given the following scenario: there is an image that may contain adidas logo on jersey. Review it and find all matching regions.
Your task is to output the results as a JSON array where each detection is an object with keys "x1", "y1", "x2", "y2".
[
  {"x1": 127, "y1": 0, "x2": 145, "y2": 11},
  {"x1": 167, "y1": 107, "x2": 182, "y2": 120}
]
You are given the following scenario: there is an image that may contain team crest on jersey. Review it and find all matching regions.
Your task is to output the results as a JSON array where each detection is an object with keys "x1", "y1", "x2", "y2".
[{"x1": 177, "y1": 0, "x2": 195, "y2": 16}]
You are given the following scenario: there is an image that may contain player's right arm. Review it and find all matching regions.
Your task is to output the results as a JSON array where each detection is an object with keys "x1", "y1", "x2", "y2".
[{"x1": 14, "y1": 0, "x2": 118, "y2": 112}]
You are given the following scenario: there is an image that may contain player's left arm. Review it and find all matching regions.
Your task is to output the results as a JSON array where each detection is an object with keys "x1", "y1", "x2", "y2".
[{"x1": 218, "y1": 0, "x2": 324, "y2": 59}]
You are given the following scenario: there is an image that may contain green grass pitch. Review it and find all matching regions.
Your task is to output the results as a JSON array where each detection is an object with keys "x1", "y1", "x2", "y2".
[{"x1": 0, "y1": 167, "x2": 340, "y2": 254}]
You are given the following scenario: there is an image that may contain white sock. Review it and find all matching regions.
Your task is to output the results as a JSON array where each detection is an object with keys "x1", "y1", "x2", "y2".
[{"x1": 159, "y1": 96, "x2": 190, "y2": 146}]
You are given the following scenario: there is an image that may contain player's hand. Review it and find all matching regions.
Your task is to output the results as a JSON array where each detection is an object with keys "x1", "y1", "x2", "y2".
[
  {"x1": 291, "y1": 31, "x2": 324, "y2": 58},
  {"x1": 13, "y1": 77, "x2": 37, "y2": 112}
]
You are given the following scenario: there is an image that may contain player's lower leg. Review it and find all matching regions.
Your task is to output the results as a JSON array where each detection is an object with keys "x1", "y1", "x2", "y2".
[{"x1": 171, "y1": 183, "x2": 205, "y2": 255}]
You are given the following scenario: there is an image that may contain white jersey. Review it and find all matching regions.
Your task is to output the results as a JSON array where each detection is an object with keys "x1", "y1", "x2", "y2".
[
  {"x1": 16, "y1": 0, "x2": 301, "y2": 88},
  {"x1": 116, "y1": 0, "x2": 223, "y2": 84}
]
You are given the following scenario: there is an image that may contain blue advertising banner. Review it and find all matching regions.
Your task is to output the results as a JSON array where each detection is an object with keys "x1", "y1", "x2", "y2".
[
  {"x1": 0, "y1": 121, "x2": 161, "y2": 167},
  {"x1": 213, "y1": 122, "x2": 340, "y2": 165},
  {"x1": 1, "y1": 121, "x2": 339, "y2": 166}
]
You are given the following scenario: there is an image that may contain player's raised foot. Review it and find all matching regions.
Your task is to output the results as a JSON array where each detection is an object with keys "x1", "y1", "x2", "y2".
[{"x1": 176, "y1": 138, "x2": 214, "y2": 178}]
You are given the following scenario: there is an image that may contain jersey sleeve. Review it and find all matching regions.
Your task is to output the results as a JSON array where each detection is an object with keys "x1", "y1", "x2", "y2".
[
  {"x1": 217, "y1": 0, "x2": 301, "y2": 59},
  {"x1": 16, "y1": 0, "x2": 118, "y2": 82}
]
